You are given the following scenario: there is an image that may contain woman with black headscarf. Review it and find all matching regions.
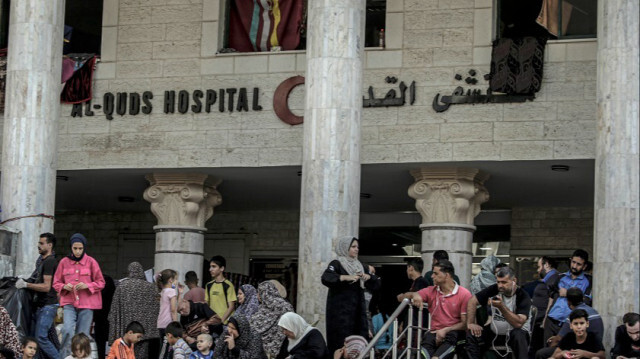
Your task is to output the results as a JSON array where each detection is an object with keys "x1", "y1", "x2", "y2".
[
  {"x1": 214, "y1": 315, "x2": 266, "y2": 359},
  {"x1": 251, "y1": 281, "x2": 294, "y2": 358},
  {"x1": 52, "y1": 233, "x2": 105, "y2": 359},
  {"x1": 108, "y1": 262, "x2": 160, "y2": 359},
  {"x1": 321, "y1": 236, "x2": 380, "y2": 352}
]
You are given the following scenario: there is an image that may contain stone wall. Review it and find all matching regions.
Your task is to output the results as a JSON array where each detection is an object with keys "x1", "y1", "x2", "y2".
[
  {"x1": 510, "y1": 206, "x2": 594, "y2": 254},
  {"x1": 28, "y1": 0, "x2": 597, "y2": 170},
  {"x1": 52, "y1": 209, "x2": 299, "y2": 278}
]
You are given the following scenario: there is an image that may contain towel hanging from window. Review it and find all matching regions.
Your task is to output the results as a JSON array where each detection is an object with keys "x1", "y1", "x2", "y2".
[{"x1": 489, "y1": 36, "x2": 548, "y2": 95}]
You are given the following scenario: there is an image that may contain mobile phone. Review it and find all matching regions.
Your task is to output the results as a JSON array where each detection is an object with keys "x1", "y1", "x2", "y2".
[{"x1": 491, "y1": 296, "x2": 500, "y2": 300}]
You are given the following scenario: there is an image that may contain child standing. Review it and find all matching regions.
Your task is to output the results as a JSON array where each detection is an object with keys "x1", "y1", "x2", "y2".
[
  {"x1": 157, "y1": 269, "x2": 181, "y2": 338},
  {"x1": 107, "y1": 321, "x2": 145, "y2": 359},
  {"x1": 21, "y1": 337, "x2": 38, "y2": 359},
  {"x1": 164, "y1": 322, "x2": 192, "y2": 359},
  {"x1": 189, "y1": 334, "x2": 213, "y2": 359},
  {"x1": 551, "y1": 309, "x2": 605, "y2": 359},
  {"x1": 64, "y1": 333, "x2": 92, "y2": 359}
]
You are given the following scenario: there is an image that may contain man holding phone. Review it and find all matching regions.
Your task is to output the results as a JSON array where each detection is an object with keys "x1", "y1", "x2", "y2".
[{"x1": 465, "y1": 266, "x2": 532, "y2": 358}]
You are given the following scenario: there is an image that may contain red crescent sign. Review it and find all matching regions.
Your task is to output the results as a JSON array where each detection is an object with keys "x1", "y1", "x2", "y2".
[{"x1": 273, "y1": 75, "x2": 305, "y2": 125}]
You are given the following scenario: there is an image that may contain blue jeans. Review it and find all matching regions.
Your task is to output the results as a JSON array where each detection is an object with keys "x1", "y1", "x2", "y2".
[
  {"x1": 61, "y1": 305, "x2": 93, "y2": 359},
  {"x1": 35, "y1": 304, "x2": 59, "y2": 359}
]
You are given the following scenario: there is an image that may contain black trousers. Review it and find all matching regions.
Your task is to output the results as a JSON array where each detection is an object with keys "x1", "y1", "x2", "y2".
[
  {"x1": 543, "y1": 317, "x2": 562, "y2": 343},
  {"x1": 422, "y1": 330, "x2": 465, "y2": 358},
  {"x1": 535, "y1": 345, "x2": 556, "y2": 359},
  {"x1": 528, "y1": 318, "x2": 545, "y2": 359},
  {"x1": 465, "y1": 327, "x2": 529, "y2": 359}
]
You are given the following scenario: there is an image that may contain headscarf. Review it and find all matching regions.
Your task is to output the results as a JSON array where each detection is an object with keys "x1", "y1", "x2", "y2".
[
  {"x1": 335, "y1": 236, "x2": 365, "y2": 288},
  {"x1": 0, "y1": 306, "x2": 21, "y2": 359},
  {"x1": 68, "y1": 233, "x2": 87, "y2": 262},
  {"x1": 214, "y1": 315, "x2": 265, "y2": 359},
  {"x1": 344, "y1": 335, "x2": 368, "y2": 359},
  {"x1": 235, "y1": 284, "x2": 260, "y2": 319},
  {"x1": 108, "y1": 262, "x2": 160, "y2": 358},
  {"x1": 470, "y1": 255, "x2": 501, "y2": 295},
  {"x1": 268, "y1": 279, "x2": 287, "y2": 298},
  {"x1": 250, "y1": 281, "x2": 294, "y2": 358},
  {"x1": 278, "y1": 312, "x2": 315, "y2": 351}
]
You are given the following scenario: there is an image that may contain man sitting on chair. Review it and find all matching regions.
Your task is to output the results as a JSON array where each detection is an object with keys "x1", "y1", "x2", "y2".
[
  {"x1": 399, "y1": 259, "x2": 472, "y2": 359},
  {"x1": 465, "y1": 266, "x2": 532, "y2": 359}
]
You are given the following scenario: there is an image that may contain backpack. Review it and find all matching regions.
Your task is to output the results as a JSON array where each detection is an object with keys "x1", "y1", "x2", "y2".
[{"x1": 205, "y1": 280, "x2": 231, "y2": 306}]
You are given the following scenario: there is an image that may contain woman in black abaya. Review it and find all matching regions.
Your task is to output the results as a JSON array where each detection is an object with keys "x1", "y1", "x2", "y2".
[{"x1": 321, "y1": 236, "x2": 380, "y2": 352}]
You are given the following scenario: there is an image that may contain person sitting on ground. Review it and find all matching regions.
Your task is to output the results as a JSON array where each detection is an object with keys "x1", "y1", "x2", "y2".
[
  {"x1": 466, "y1": 266, "x2": 532, "y2": 359},
  {"x1": 189, "y1": 334, "x2": 214, "y2": 359},
  {"x1": 424, "y1": 250, "x2": 460, "y2": 286},
  {"x1": 333, "y1": 336, "x2": 368, "y2": 359},
  {"x1": 178, "y1": 298, "x2": 223, "y2": 346},
  {"x1": 399, "y1": 259, "x2": 472, "y2": 359},
  {"x1": 163, "y1": 322, "x2": 192, "y2": 359},
  {"x1": 20, "y1": 337, "x2": 37, "y2": 359},
  {"x1": 184, "y1": 271, "x2": 206, "y2": 303},
  {"x1": 234, "y1": 284, "x2": 260, "y2": 320},
  {"x1": 0, "y1": 306, "x2": 22, "y2": 359},
  {"x1": 611, "y1": 312, "x2": 640, "y2": 359},
  {"x1": 107, "y1": 321, "x2": 145, "y2": 359},
  {"x1": 64, "y1": 333, "x2": 92, "y2": 359},
  {"x1": 213, "y1": 315, "x2": 266, "y2": 359},
  {"x1": 276, "y1": 312, "x2": 329, "y2": 359},
  {"x1": 535, "y1": 287, "x2": 604, "y2": 359},
  {"x1": 470, "y1": 255, "x2": 501, "y2": 295},
  {"x1": 551, "y1": 309, "x2": 605, "y2": 359}
]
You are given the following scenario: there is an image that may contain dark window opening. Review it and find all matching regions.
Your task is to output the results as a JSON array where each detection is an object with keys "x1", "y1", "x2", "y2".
[
  {"x1": 498, "y1": 0, "x2": 596, "y2": 39},
  {"x1": 223, "y1": 0, "x2": 386, "y2": 53},
  {"x1": 0, "y1": 0, "x2": 9, "y2": 49}
]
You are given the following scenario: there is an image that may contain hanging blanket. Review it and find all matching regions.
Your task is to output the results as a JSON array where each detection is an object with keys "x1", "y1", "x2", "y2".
[
  {"x1": 489, "y1": 37, "x2": 548, "y2": 95},
  {"x1": 228, "y1": 0, "x2": 304, "y2": 52},
  {"x1": 60, "y1": 54, "x2": 97, "y2": 104}
]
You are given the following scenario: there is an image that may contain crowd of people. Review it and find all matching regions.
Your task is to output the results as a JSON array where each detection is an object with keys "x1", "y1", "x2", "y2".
[{"x1": 0, "y1": 232, "x2": 637, "y2": 359}]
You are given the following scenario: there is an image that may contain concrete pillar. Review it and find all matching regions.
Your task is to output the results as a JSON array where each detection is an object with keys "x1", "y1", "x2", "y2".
[
  {"x1": 296, "y1": 0, "x2": 365, "y2": 333},
  {"x1": 408, "y1": 168, "x2": 489, "y2": 287},
  {"x1": 0, "y1": 0, "x2": 64, "y2": 277},
  {"x1": 593, "y1": 0, "x2": 640, "y2": 350},
  {"x1": 144, "y1": 173, "x2": 222, "y2": 282}
]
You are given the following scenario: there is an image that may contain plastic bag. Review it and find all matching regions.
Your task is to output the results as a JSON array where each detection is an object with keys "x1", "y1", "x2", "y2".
[{"x1": 0, "y1": 277, "x2": 33, "y2": 338}]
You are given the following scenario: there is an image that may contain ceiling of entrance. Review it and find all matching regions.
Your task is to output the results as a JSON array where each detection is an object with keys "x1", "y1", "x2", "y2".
[{"x1": 54, "y1": 159, "x2": 595, "y2": 214}]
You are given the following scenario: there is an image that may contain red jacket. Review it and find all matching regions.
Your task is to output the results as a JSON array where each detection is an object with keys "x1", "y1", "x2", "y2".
[{"x1": 53, "y1": 254, "x2": 105, "y2": 309}]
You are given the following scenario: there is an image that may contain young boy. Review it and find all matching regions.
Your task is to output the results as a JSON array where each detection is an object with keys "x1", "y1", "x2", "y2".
[
  {"x1": 189, "y1": 334, "x2": 213, "y2": 359},
  {"x1": 107, "y1": 321, "x2": 145, "y2": 359},
  {"x1": 205, "y1": 255, "x2": 237, "y2": 323},
  {"x1": 21, "y1": 337, "x2": 38, "y2": 359},
  {"x1": 183, "y1": 271, "x2": 205, "y2": 303},
  {"x1": 552, "y1": 309, "x2": 605, "y2": 359},
  {"x1": 165, "y1": 321, "x2": 193, "y2": 359}
]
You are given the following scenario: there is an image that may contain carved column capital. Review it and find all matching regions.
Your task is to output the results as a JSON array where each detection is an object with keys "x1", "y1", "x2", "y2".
[
  {"x1": 143, "y1": 173, "x2": 222, "y2": 228},
  {"x1": 408, "y1": 168, "x2": 489, "y2": 226}
]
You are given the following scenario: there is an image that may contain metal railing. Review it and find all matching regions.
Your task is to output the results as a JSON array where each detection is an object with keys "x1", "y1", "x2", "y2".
[{"x1": 357, "y1": 298, "x2": 428, "y2": 359}]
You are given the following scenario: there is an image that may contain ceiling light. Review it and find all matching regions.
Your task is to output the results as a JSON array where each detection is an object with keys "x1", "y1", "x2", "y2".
[
  {"x1": 551, "y1": 165, "x2": 570, "y2": 172},
  {"x1": 479, "y1": 247, "x2": 492, "y2": 250},
  {"x1": 391, "y1": 243, "x2": 398, "y2": 247}
]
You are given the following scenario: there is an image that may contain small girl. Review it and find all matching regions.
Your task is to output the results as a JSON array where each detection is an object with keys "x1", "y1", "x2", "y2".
[
  {"x1": 21, "y1": 337, "x2": 38, "y2": 359},
  {"x1": 64, "y1": 333, "x2": 92, "y2": 359},
  {"x1": 157, "y1": 269, "x2": 182, "y2": 338}
]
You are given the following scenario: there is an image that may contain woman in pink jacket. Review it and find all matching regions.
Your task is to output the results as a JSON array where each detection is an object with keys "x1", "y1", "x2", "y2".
[{"x1": 53, "y1": 233, "x2": 105, "y2": 359}]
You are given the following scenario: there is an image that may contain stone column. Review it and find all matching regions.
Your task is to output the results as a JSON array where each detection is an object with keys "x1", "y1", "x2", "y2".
[
  {"x1": 297, "y1": 0, "x2": 365, "y2": 332},
  {"x1": 0, "y1": 0, "x2": 64, "y2": 277},
  {"x1": 144, "y1": 174, "x2": 222, "y2": 282},
  {"x1": 593, "y1": 0, "x2": 640, "y2": 349},
  {"x1": 408, "y1": 168, "x2": 489, "y2": 287}
]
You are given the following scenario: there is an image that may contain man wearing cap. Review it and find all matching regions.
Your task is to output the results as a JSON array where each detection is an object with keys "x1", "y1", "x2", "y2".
[{"x1": 53, "y1": 233, "x2": 105, "y2": 359}]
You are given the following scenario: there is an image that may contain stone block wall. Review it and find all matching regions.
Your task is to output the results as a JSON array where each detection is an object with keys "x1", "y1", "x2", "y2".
[
  {"x1": 0, "y1": 0, "x2": 598, "y2": 168},
  {"x1": 510, "y1": 207, "x2": 594, "y2": 254}
]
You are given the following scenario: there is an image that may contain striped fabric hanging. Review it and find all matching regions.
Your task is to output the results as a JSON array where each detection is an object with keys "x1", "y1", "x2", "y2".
[{"x1": 228, "y1": 0, "x2": 304, "y2": 52}]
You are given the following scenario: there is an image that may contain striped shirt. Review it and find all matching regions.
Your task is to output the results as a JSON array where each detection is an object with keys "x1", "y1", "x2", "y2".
[{"x1": 107, "y1": 338, "x2": 135, "y2": 359}]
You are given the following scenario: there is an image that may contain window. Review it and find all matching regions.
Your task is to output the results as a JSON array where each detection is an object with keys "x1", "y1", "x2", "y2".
[
  {"x1": 498, "y1": 0, "x2": 596, "y2": 39},
  {"x1": 0, "y1": 0, "x2": 103, "y2": 54},
  {"x1": 221, "y1": 0, "x2": 386, "y2": 53}
]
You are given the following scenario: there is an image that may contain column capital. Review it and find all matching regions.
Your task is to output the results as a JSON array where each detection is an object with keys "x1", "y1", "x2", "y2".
[
  {"x1": 143, "y1": 173, "x2": 222, "y2": 228},
  {"x1": 408, "y1": 167, "x2": 490, "y2": 226}
]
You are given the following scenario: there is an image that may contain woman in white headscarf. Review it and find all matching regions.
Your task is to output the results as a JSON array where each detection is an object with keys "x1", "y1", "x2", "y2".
[
  {"x1": 276, "y1": 312, "x2": 329, "y2": 359},
  {"x1": 321, "y1": 236, "x2": 380, "y2": 353}
]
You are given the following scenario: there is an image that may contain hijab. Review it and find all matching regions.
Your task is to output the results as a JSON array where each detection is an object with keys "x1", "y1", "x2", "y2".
[
  {"x1": 335, "y1": 236, "x2": 365, "y2": 288},
  {"x1": 251, "y1": 281, "x2": 294, "y2": 358},
  {"x1": 344, "y1": 335, "x2": 368, "y2": 359},
  {"x1": 214, "y1": 315, "x2": 265, "y2": 359},
  {"x1": 68, "y1": 233, "x2": 86, "y2": 262},
  {"x1": 470, "y1": 255, "x2": 501, "y2": 295},
  {"x1": 235, "y1": 284, "x2": 260, "y2": 319},
  {"x1": 278, "y1": 312, "x2": 315, "y2": 351}
]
